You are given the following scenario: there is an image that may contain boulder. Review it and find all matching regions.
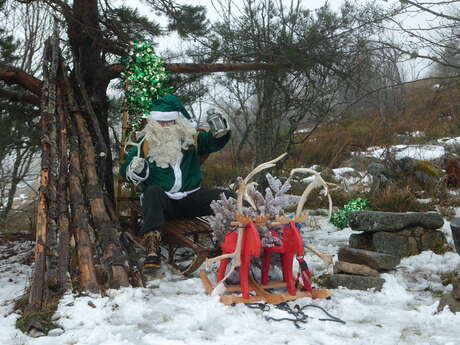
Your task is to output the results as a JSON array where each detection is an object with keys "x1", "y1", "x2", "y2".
[
  {"x1": 452, "y1": 274, "x2": 460, "y2": 300},
  {"x1": 349, "y1": 232, "x2": 373, "y2": 250},
  {"x1": 333, "y1": 261, "x2": 379, "y2": 277},
  {"x1": 438, "y1": 293, "x2": 460, "y2": 313},
  {"x1": 349, "y1": 227, "x2": 447, "y2": 257},
  {"x1": 319, "y1": 273, "x2": 385, "y2": 291},
  {"x1": 367, "y1": 163, "x2": 393, "y2": 193},
  {"x1": 338, "y1": 247, "x2": 401, "y2": 271},
  {"x1": 349, "y1": 210, "x2": 444, "y2": 232}
]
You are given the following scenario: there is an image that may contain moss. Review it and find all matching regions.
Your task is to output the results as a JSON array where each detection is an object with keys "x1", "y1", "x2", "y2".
[
  {"x1": 441, "y1": 272, "x2": 455, "y2": 286},
  {"x1": 433, "y1": 242, "x2": 454, "y2": 255},
  {"x1": 15, "y1": 296, "x2": 60, "y2": 335},
  {"x1": 424, "y1": 288, "x2": 445, "y2": 298},
  {"x1": 415, "y1": 160, "x2": 443, "y2": 177}
]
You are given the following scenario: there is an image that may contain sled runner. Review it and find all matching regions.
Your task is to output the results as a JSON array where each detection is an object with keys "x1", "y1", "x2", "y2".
[
  {"x1": 117, "y1": 195, "x2": 219, "y2": 275},
  {"x1": 200, "y1": 271, "x2": 331, "y2": 305}
]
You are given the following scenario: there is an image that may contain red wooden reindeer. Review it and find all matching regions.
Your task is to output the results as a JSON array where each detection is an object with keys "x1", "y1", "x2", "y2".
[{"x1": 200, "y1": 156, "x2": 332, "y2": 304}]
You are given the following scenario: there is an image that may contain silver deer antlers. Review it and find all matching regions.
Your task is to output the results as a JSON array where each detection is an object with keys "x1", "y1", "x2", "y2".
[{"x1": 290, "y1": 168, "x2": 334, "y2": 267}]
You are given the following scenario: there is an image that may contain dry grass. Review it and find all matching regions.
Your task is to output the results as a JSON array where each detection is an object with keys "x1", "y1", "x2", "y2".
[{"x1": 368, "y1": 185, "x2": 434, "y2": 212}]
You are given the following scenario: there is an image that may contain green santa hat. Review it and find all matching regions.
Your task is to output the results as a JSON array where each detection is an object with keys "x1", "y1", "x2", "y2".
[{"x1": 148, "y1": 94, "x2": 191, "y2": 121}]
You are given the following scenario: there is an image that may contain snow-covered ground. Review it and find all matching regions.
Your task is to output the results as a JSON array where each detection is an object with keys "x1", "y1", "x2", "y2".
[
  {"x1": 1, "y1": 215, "x2": 460, "y2": 345},
  {"x1": 2, "y1": 142, "x2": 460, "y2": 344}
]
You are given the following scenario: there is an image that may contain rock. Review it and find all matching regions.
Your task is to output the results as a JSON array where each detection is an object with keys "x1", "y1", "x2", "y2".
[
  {"x1": 48, "y1": 328, "x2": 65, "y2": 336},
  {"x1": 319, "y1": 273, "x2": 385, "y2": 291},
  {"x1": 338, "y1": 247, "x2": 401, "y2": 271},
  {"x1": 333, "y1": 261, "x2": 379, "y2": 277},
  {"x1": 367, "y1": 163, "x2": 393, "y2": 192},
  {"x1": 349, "y1": 233, "x2": 373, "y2": 250},
  {"x1": 452, "y1": 275, "x2": 460, "y2": 300},
  {"x1": 438, "y1": 293, "x2": 460, "y2": 313},
  {"x1": 349, "y1": 211, "x2": 444, "y2": 232},
  {"x1": 349, "y1": 227, "x2": 447, "y2": 257}
]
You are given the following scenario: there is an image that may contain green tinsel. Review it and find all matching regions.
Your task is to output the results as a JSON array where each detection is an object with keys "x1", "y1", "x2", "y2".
[
  {"x1": 121, "y1": 41, "x2": 173, "y2": 120},
  {"x1": 330, "y1": 197, "x2": 368, "y2": 229}
]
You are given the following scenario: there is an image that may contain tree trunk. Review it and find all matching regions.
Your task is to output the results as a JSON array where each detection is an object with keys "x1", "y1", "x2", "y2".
[
  {"x1": 56, "y1": 89, "x2": 71, "y2": 290},
  {"x1": 67, "y1": 103, "x2": 100, "y2": 294},
  {"x1": 28, "y1": 38, "x2": 56, "y2": 310}
]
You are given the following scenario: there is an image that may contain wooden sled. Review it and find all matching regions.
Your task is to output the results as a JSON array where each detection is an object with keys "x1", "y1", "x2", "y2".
[
  {"x1": 162, "y1": 217, "x2": 219, "y2": 275},
  {"x1": 118, "y1": 196, "x2": 219, "y2": 275},
  {"x1": 200, "y1": 270, "x2": 331, "y2": 305}
]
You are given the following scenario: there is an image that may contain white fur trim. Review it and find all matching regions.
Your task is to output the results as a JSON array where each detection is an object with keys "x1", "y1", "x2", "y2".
[
  {"x1": 149, "y1": 111, "x2": 180, "y2": 121},
  {"x1": 166, "y1": 187, "x2": 200, "y2": 200},
  {"x1": 168, "y1": 159, "x2": 182, "y2": 193}
]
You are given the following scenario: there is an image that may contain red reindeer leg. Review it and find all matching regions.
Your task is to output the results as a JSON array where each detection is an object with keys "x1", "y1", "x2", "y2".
[{"x1": 240, "y1": 222, "x2": 261, "y2": 299}]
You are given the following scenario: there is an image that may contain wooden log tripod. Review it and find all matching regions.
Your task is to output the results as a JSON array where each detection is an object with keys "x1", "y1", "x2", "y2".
[{"x1": 115, "y1": 104, "x2": 219, "y2": 276}]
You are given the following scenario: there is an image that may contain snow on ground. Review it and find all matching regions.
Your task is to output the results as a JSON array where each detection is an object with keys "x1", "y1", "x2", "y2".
[
  {"x1": 357, "y1": 145, "x2": 446, "y2": 161},
  {"x1": 1, "y1": 216, "x2": 460, "y2": 345},
  {"x1": 438, "y1": 137, "x2": 460, "y2": 148}
]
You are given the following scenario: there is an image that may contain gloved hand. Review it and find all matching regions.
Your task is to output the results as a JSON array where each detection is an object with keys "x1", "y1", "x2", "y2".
[{"x1": 130, "y1": 157, "x2": 146, "y2": 174}]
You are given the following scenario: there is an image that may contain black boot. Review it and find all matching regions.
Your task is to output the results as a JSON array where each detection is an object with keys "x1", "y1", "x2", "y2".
[{"x1": 143, "y1": 230, "x2": 161, "y2": 269}]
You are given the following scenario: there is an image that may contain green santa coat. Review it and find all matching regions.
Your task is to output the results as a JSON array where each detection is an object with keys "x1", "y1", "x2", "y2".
[
  {"x1": 120, "y1": 94, "x2": 230, "y2": 194},
  {"x1": 120, "y1": 130, "x2": 230, "y2": 193}
]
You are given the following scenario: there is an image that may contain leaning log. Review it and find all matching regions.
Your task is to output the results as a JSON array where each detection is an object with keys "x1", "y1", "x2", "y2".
[
  {"x1": 28, "y1": 39, "x2": 54, "y2": 309},
  {"x1": 45, "y1": 30, "x2": 60, "y2": 285},
  {"x1": 67, "y1": 95, "x2": 100, "y2": 294},
  {"x1": 56, "y1": 89, "x2": 71, "y2": 290},
  {"x1": 62, "y1": 67, "x2": 129, "y2": 288}
]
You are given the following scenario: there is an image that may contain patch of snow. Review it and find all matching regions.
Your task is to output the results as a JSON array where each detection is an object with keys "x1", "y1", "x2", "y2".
[
  {"x1": 438, "y1": 137, "x2": 460, "y2": 148},
  {"x1": 416, "y1": 198, "x2": 432, "y2": 204},
  {"x1": 408, "y1": 131, "x2": 425, "y2": 138},
  {"x1": 358, "y1": 145, "x2": 445, "y2": 161}
]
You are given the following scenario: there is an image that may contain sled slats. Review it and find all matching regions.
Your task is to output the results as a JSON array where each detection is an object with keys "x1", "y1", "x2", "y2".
[{"x1": 199, "y1": 270, "x2": 331, "y2": 305}]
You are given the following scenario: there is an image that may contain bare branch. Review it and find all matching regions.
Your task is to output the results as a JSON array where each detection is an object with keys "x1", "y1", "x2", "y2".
[
  {"x1": 103, "y1": 62, "x2": 280, "y2": 81},
  {"x1": 0, "y1": 88, "x2": 40, "y2": 106},
  {"x1": 0, "y1": 66, "x2": 43, "y2": 95}
]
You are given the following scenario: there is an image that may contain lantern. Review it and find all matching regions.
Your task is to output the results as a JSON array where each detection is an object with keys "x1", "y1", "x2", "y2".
[{"x1": 206, "y1": 109, "x2": 229, "y2": 138}]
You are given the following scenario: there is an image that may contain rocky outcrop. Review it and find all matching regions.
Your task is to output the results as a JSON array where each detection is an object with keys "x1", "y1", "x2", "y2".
[
  {"x1": 333, "y1": 261, "x2": 379, "y2": 277},
  {"x1": 319, "y1": 211, "x2": 447, "y2": 293},
  {"x1": 349, "y1": 211, "x2": 444, "y2": 232},
  {"x1": 349, "y1": 227, "x2": 447, "y2": 257},
  {"x1": 338, "y1": 247, "x2": 401, "y2": 271},
  {"x1": 319, "y1": 274, "x2": 385, "y2": 291}
]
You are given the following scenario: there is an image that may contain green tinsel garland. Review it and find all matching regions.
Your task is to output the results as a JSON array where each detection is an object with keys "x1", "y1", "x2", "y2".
[
  {"x1": 330, "y1": 197, "x2": 368, "y2": 229},
  {"x1": 120, "y1": 41, "x2": 173, "y2": 118}
]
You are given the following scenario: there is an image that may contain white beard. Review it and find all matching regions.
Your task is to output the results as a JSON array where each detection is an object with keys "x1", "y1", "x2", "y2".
[{"x1": 142, "y1": 117, "x2": 196, "y2": 168}]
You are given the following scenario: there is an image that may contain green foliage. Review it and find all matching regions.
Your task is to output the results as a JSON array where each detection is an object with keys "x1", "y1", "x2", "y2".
[
  {"x1": 415, "y1": 160, "x2": 443, "y2": 177},
  {"x1": 121, "y1": 41, "x2": 173, "y2": 118},
  {"x1": 330, "y1": 197, "x2": 368, "y2": 229},
  {"x1": 168, "y1": 5, "x2": 209, "y2": 38},
  {"x1": 102, "y1": 6, "x2": 161, "y2": 43}
]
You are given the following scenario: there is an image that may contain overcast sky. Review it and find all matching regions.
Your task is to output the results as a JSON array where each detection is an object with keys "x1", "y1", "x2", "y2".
[{"x1": 154, "y1": 0, "x2": 347, "y2": 53}]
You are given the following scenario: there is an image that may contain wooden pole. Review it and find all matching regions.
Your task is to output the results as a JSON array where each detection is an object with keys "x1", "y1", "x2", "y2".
[
  {"x1": 28, "y1": 39, "x2": 54, "y2": 309},
  {"x1": 62, "y1": 66, "x2": 129, "y2": 288},
  {"x1": 115, "y1": 100, "x2": 130, "y2": 218},
  {"x1": 67, "y1": 104, "x2": 100, "y2": 294},
  {"x1": 56, "y1": 88, "x2": 71, "y2": 290}
]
